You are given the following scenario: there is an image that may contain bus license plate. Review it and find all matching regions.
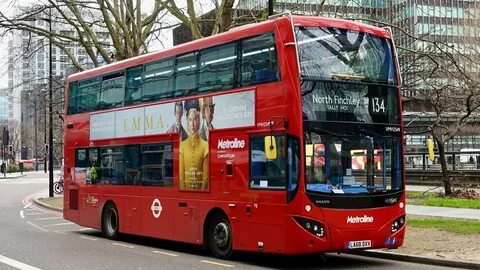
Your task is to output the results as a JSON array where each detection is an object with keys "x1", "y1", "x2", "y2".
[{"x1": 347, "y1": 240, "x2": 371, "y2": 249}]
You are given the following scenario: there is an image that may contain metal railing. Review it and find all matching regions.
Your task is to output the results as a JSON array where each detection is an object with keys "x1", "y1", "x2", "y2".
[
  {"x1": 405, "y1": 151, "x2": 480, "y2": 171},
  {"x1": 405, "y1": 151, "x2": 480, "y2": 184}
]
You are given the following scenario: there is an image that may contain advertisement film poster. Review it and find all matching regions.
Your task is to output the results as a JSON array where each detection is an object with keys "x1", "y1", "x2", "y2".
[{"x1": 90, "y1": 90, "x2": 255, "y2": 190}]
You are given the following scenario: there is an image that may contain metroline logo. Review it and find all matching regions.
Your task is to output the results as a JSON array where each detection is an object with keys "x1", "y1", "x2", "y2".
[
  {"x1": 346, "y1": 215, "x2": 374, "y2": 224},
  {"x1": 217, "y1": 138, "x2": 245, "y2": 149}
]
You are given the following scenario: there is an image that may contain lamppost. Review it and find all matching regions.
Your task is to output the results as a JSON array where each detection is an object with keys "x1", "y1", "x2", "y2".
[
  {"x1": 34, "y1": 99, "x2": 38, "y2": 171},
  {"x1": 43, "y1": 87, "x2": 47, "y2": 173},
  {"x1": 47, "y1": 8, "x2": 54, "y2": 198}
]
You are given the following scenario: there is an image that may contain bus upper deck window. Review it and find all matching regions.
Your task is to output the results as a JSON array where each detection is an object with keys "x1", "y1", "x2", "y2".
[{"x1": 241, "y1": 33, "x2": 278, "y2": 86}]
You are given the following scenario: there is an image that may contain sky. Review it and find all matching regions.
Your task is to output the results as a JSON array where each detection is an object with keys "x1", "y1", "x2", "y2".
[{"x1": 0, "y1": 0, "x2": 217, "y2": 89}]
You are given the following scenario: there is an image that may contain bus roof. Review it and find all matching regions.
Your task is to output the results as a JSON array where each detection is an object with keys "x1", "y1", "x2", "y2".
[
  {"x1": 67, "y1": 15, "x2": 392, "y2": 83},
  {"x1": 291, "y1": 16, "x2": 391, "y2": 39}
]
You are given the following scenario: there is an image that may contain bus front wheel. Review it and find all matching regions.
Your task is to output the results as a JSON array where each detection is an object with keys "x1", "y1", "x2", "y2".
[
  {"x1": 208, "y1": 214, "x2": 233, "y2": 259},
  {"x1": 102, "y1": 202, "x2": 119, "y2": 240}
]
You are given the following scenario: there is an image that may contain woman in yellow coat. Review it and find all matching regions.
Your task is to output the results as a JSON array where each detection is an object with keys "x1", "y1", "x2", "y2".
[{"x1": 179, "y1": 99, "x2": 209, "y2": 190}]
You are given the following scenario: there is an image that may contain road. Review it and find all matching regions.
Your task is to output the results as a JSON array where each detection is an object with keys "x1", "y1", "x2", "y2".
[{"x1": 0, "y1": 173, "x2": 463, "y2": 270}]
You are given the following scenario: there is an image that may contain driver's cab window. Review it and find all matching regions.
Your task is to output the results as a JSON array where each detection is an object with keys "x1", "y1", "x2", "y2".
[{"x1": 250, "y1": 135, "x2": 287, "y2": 189}]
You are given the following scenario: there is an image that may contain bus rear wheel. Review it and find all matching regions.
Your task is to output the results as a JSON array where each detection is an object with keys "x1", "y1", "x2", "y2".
[
  {"x1": 208, "y1": 215, "x2": 233, "y2": 259},
  {"x1": 102, "y1": 202, "x2": 119, "y2": 240}
]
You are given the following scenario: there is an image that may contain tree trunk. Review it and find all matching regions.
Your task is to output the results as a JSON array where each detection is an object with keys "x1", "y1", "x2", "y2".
[
  {"x1": 211, "y1": 0, "x2": 235, "y2": 35},
  {"x1": 436, "y1": 139, "x2": 452, "y2": 196}
]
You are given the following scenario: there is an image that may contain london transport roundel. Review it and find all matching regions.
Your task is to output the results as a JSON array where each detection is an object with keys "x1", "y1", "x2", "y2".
[{"x1": 151, "y1": 198, "x2": 163, "y2": 218}]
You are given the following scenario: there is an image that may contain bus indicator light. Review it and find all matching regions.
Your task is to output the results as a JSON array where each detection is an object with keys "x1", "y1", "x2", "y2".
[
  {"x1": 390, "y1": 215, "x2": 405, "y2": 233},
  {"x1": 294, "y1": 217, "x2": 325, "y2": 238}
]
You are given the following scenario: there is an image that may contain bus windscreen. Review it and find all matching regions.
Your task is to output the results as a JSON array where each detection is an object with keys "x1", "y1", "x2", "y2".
[
  {"x1": 304, "y1": 133, "x2": 402, "y2": 194},
  {"x1": 296, "y1": 26, "x2": 396, "y2": 85}
]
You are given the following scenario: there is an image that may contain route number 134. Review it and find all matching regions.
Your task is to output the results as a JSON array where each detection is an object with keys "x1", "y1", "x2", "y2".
[{"x1": 371, "y1": 97, "x2": 386, "y2": 113}]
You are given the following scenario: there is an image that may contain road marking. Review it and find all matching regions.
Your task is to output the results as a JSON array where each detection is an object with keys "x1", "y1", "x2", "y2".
[
  {"x1": 201, "y1": 260, "x2": 235, "y2": 268},
  {"x1": 23, "y1": 202, "x2": 32, "y2": 209},
  {"x1": 0, "y1": 254, "x2": 43, "y2": 270},
  {"x1": 44, "y1": 222, "x2": 74, "y2": 226},
  {"x1": 34, "y1": 217, "x2": 63, "y2": 221},
  {"x1": 20, "y1": 210, "x2": 24, "y2": 219},
  {"x1": 80, "y1": 236, "x2": 98, "y2": 241},
  {"x1": 152, "y1": 250, "x2": 179, "y2": 257},
  {"x1": 112, "y1": 243, "x2": 134, "y2": 249},
  {"x1": 79, "y1": 228, "x2": 93, "y2": 231},
  {"x1": 24, "y1": 212, "x2": 47, "y2": 216},
  {"x1": 27, "y1": 221, "x2": 48, "y2": 232}
]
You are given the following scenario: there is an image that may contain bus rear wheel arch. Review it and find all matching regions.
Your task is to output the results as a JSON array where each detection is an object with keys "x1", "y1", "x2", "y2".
[
  {"x1": 102, "y1": 201, "x2": 119, "y2": 240},
  {"x1": 207, "y1": 213, "x2": 233, "y2": 259}
]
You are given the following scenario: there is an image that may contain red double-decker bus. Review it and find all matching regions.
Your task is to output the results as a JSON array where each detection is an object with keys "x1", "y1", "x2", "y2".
[{"x1": 63, "y1": 15, "x2": 405, "y2": 259}]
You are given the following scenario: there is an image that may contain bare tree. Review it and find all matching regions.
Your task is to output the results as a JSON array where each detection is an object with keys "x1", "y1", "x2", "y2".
[
  {"x1": 0, "y1": 0, "x2": 172, "y2": 70},
  {"x1": 156, "y1": 0, "x2": 236, "y2": 40},
  {"x1": 402, "y1": 41, "x2": 480, "y2": 196}
]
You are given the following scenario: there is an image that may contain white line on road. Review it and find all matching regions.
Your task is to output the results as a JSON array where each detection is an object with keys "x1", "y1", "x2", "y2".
[
  {"x1": 24, "y1": 212, "x2": 47, "y2": 216},
  {"x1": 78, "y1": 228, "x2": 93, "y2": 231},
  {"x1": 34, "y1": 217, "x2": 62, "y2": 221},
  {"x1": 112, "y1": 243, "x2": 134, "y2": 249},
  {"x1": 200, "y1": 260, "x2": 235, "y2": 268},
  {"x1": 27, "y1": 221, "x2": 48, "y2": 232},
  {"x1": 80, "y1": 236, "x2": 98, "y2": 241},
  {"x1": 20, "y1": 210, "x2": 24, "y2": 219},
  {"x1": 44, "y1": 222, "x2": 74, "y2": 226},
  {"x1": 0, "y1": 254, "x2": 43, "y2": 270},
  {"x1": 152, "y1": 250, "x2": 179, "y2": 257},
  {"x1": 23, "y1": 202, "x2": 32, "y2": 209}
]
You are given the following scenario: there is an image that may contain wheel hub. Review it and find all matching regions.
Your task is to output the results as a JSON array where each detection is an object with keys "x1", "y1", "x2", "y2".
[{"x1": 213, "y1": 222, "x2": 229, "y2": 248}]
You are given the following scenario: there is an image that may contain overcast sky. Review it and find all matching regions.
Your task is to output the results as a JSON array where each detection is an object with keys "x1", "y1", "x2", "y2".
[{"x1": 0, "y1": 0, "x2": 217, "y2": 89}]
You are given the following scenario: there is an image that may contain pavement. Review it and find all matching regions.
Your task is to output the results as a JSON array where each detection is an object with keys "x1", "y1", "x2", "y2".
[
  {"x1": 0, "y1": 171, "x2": 29, "y2": 179},
  {"x1": 5, "y1": 172, "x2": 479, "y2": 269}
]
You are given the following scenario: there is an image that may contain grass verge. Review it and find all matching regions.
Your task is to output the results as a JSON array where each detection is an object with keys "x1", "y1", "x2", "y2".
[
  {"x1": 408, "y1": 218, "x2": 480, "y2": 234},
  {"x1": 406, "y1": 191, "x2": 480, "y2": 209}
]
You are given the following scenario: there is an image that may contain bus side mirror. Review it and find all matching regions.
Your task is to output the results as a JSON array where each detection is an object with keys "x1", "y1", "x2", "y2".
[
  {"x1": 264, "y1": 136, "x2": 277, "y2": 160},
  {"x1": 427, "y1": 138, "x2": 435, "y2": 161}
]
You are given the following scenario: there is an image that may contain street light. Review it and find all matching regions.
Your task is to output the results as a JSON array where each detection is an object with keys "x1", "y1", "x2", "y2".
[
  {"x1": 47, "y1": 8, "x2": 54, "y2": 198},
  {"x1": 34, "y1": 99, "x2": 38, "y2": 172}
]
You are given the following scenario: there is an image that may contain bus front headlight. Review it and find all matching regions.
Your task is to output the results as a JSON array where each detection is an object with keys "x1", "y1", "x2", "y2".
[
  {"x1": 294, "y1": 217, "x2": 325, "y2": 238},
  {"x1": 390, "y1": 215, "x2": 405, "y2": 233}
]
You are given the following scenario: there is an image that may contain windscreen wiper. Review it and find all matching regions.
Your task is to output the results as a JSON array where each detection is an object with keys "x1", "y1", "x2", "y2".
[
  {"x1": 331, "y1": 73, "x2": 365, "y2": 80},
  {"x1": 308, "y1": 126, "x2": 354, "y2": 137},
  {"x1": 358, "y1": 128, "x2": 397, "y2": 138}
]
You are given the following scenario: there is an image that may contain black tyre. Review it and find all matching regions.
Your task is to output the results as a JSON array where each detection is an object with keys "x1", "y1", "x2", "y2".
[
  {"x1": 102, "y1": 203, "x2": 119, "y2": 240},
  {"x1": 53, "y1": 182, "x2": 63, "y2": 195},
  {"x1": 208, "y1": 214, "x2": 233, "y2": 259}
]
